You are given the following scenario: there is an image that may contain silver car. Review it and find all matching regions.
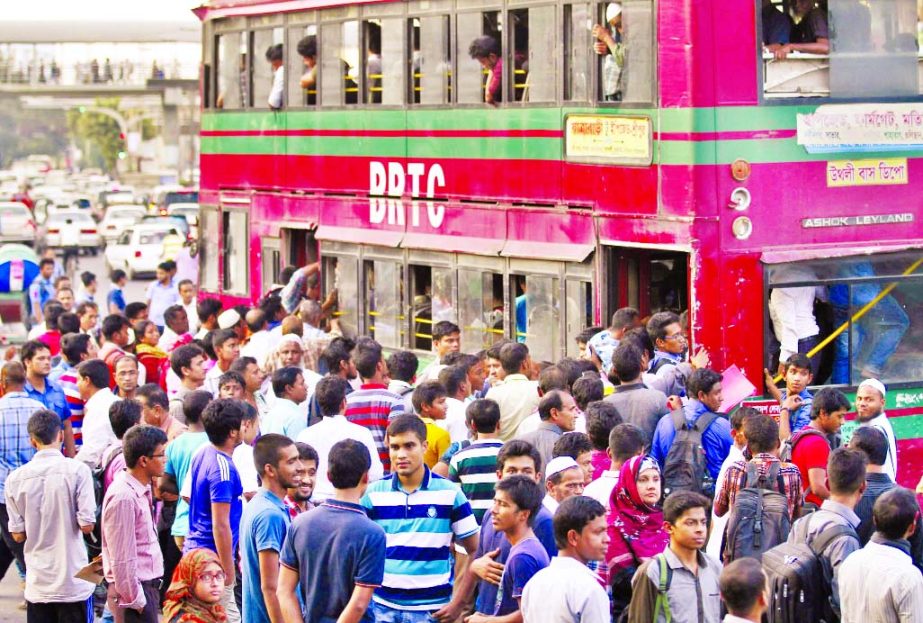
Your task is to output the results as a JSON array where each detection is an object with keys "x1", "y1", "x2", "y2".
[
  {"x1": 0, "y1": 201, "x2": 37, "y2": 247},
  {"x1": 100, "y1": 204, "x2": 146, "y2": 243}
]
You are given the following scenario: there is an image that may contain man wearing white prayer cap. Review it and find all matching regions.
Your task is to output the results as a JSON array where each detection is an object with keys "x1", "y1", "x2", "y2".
[
  {"x1": 543, "y1": 456, "x2": 585, "y2": 514},
  {"x1": 856, "y1": 378, "x2": 897, "y2": 482}
]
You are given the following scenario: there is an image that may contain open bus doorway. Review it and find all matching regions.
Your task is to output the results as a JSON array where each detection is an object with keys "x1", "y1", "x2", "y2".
[{"x1": 603, "y1": 246, "x2": 689, "y2": 325}]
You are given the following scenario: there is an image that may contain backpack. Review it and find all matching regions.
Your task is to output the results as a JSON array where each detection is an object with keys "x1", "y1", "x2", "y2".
[
  {"x1": 630, "y1": 553, "x2": 674, "y2": 623},
  {"x1": 761, "y1": 516, "x2": 859, "y2": 623},
  {"x1": 662, "y1": 409, "x2": 719, "y2": 498},
  {"x1": 780, "y1": 428, "x2": 828, "y2": 463},
  {"x1": 86, "y1": 445, "x2": 124, "y2": 559},
  {"x1": 722, "y1": 462, "x2": 791, "y2": 564}
]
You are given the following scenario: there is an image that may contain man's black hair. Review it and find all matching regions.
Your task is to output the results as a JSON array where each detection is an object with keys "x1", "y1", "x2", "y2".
[
  {"x1": 315, "y1": 376, "x2": 350, "y2": 417},
  {"x1": 785, "y1": 353, "x2": 813, "y2": 374},
  {"x1": 387, "y1": 350, "x2": 418, "y2": 384},
  {"x1": 272, "y1": 367, "x2": 303, "y2": 398},
  {"x1": 80, "y1": 271, "x2": 96, "y2": 287},
  {"x1": 497, "y1": 439, "x2": 542, "y2": 474},
  {"x1": 576, "y1": 326, "x2": 603, "y2": 346},
  {"x1": 848, "y1": 426, "x2": 889, "y2": 467},
  {"x1": 329, "y1": 439, "x2": 371, "y2": 489},
  {"x1": 164, "y1": 305, "x2": 186, "y2": 329},
  {"x1": 110, "y1": 269, "x2": 127, "y2": 282},
  {"x1": 353, "y1": 338, "x2": 383, "y2": 380},
  {"x1": 295, "y1": 441, "x2": 318, "y2": 464},
  {"x1": 495, "y1": 475, "x2": 544, "y2": 527},
  {"x1": 537, "y1": 390, "x2": 565, "y2": 422},
  {"x1": 485, "y1": 340, "x2": 511, "y2": 362},
  {"x1": 212, "y1": 328, "x2": 238, "y2": 351},
  {"x1": 122, "y1": 424, "x2": 168, "y2": 469},
  {"x1": 265, "y1": 43, "x2": 283, "y2": 62},
  {"x1": 253, "y1": 433, "x2": 296, "y2": 478},
  {"x1": 811, "y1": 387, "x2": 850, "y2": 420},
  {"x1": 61, "y1": 333, "x2": 91, "y2": 364},
  {"x1": 386, "y1": 414, "x2": 428, "y2": 444},
  {"x1": 499, "y1": 342, "x2": 529, "y2": 375},
  {"x1": 39, "y1": 258, "x2": 54, "y2": 269},
  {"x1": 77, "y1": 359, "x2": 110, "y2": 390},
  {"x1": 827, "y1": 447, "x2": 868, "y2": 495},
  {"x1": 124, "y1": 302, "x2": 148, "y2": 321},
  {"x1": 76, "y1": 301, "x2": 98, "y2": 317},
  {"x1": 438, "y1": 365, "x2": 468, "y2": 397},
  {"x1": 245, "y1": 309, "x2": 266, "y2": 333},
  {"x1": 553, "y1": 495, "x2": 606, "y2": 550},
  {"x1": 730, "y1": 406, "x2": 759, "y2": 432},
  {"x1": 468, "y1": 35, "x2": 500, "y2": 59},
  {"x1": 101, "y1": 314, "x2": 131, "y2": 340},
  {"x1": 137, "y1": 383, "x2": 170, "y2": 410},
  {"x1": 555, "y1": 358, "x2": 584, "y2": 391},
  {"x1": 873, "y1": 487, "x2": 921, "y2": 541},
  {"x1": 621, "y1": 327, "x2": 655, "y2": 359},
  {"x1": 432, "y1": 321, "x2": 460, "y2": 342},
  {"x1": 57, "y1": 312, "x2": 80, "y2": 335},
  {"x1": 609, "y1": 423, "x2": 646, "y2": 463},
  {"x1": 663, "y1": 491, "x2": 710, "y2": 525},
  {"x1": 411, "y1": 380, "x2": 447, "y2": 415},
  {"x1": 611, "y1": 307, "x2": 639, "y2": 331},
  {"x1": 296, "y1": 35, "x2": 317, "y2": 58},
  {"x1": 43, "y1": 302, "x2": 64, "y2": 331},
  {"x1": 197, "y1": 298, "x2": 223, "y2": 324},
  {"x1": 20, "y1": 340, "x2": 49, "y2": 364},
  {"x1": 229, "y1": 356, "x2": 257, "y2": 376},
  {"x1": 465, "y1": 398, "x2": 501, "y2": 434},
  {"x1": 171, "y1": 344, "x2": 205, "y2": 378},
  {"x1": 201, "y1": 398, "x2": 247, "y2": 446},
  {"x1": 742, "y1": 412, "x2": 780, "y2": 454},
  {"x1": 109, "y1": 399, "x2": 142, "y2": 439},
  {"x1": 720, "y1": 558, "x2": 767, "y2": 616},
  {"x1": 572, "y1": 375, "x2": 604, "y2": 411},
  {"x1": 218, "y1": 370, "x2": 245, "y2": 392},
  {"x1": 28, "y1": 409, "x2": 61, "y2": 445},
  {"x1": 538, "y1": 365, "x2": 568, "y2": 394},
  {"x1": 646, "y1": 311, "x2": 681, "y2": 344},
  {"x1": 687, "y1": 368, "x2": 722, "y2": 400},
  {"x1": 320, "y1": 340, "x2": 352, "y2": 374},
  {"x1": 183, "y1": 390, "x2": 214, "y2": 425},
  {"x1": 612, "y1": 343, "x2": 643, "y2": 382},
  {"x1": 585, "y1": 401, "x2": 623, "y2": 451},
  {"x1": 552, "y1": 432, "x2": 593, "y2": 461}
]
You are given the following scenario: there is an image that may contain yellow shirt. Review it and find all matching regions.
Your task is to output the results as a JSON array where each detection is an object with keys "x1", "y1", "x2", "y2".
[{"x1": 421, "y1": 417, "x2": 451, "y2": 469}]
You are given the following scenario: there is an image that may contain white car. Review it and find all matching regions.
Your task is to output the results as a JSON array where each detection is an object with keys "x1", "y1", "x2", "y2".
[
  {"x1": 99, "y1": 204, "x2": 146, "y2": 243},
  {"x1": 105, "y1": 223, "x2": 181, "y2": 279},
  {"x1": 0, "y1": 202, "x2": 37, "y2": 246},
  {"x1": 44, "y1": 210, "x2": 102, "y2": 254},
  {"x1": 167, "y1": 202, "x2": 199, "y2": 238}
]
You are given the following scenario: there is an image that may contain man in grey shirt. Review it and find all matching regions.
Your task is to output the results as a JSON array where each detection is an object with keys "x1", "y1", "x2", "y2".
[
  {"x1": 785, "y1": 447, "x2": 866, "y2": 618},
  {"x1": 168, "y1": 344, "x2": 207, "y2": 425},
  {"x1": 605, "y1": 343, "x2": 670, "y2": 443},
  {"x1": 516, "y1": 390, "x2": 577, "y2": 470}
]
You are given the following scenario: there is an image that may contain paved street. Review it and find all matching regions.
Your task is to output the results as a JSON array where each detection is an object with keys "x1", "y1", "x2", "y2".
[
  {"x1": 70, "y1": 249, "x2": 155, "y2": 307},
  {"x1": 0, "y1": 569, "x2": 23, "y2": 622}
]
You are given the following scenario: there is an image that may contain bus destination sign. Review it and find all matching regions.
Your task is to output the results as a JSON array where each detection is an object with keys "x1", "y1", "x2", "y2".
[
  {"x1": 564, "y1": 114, "x2": 652, "y2": 166},
  {"x1": 826, "y1": 158, "x2": 908, "y2": 187}
]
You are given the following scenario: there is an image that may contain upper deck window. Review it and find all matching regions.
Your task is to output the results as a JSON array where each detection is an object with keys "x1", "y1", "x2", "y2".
[
  {"x1": 252, "y1": 27, "x2": 284, "y2": 109},
  {"x1": 289, "y1": 24, "x2": 318, "y2": 107},
  {"x1": 458, "y1": 10, "x2": 502, "y2": 105},
  {"x1": 410, "y1": 15, "x2": 452, "y2": 105},
  {"x1": 762, "y1": 0, "x2": 921, "y2": 99},
  {"x1": 592, "y1": 1, "x2": 654, "y2": 104},
  {"x1": 216, "y1": 32, "x2": 248, "y2": 109},
  {"x1": 320, "y1": 20, "x2": 360, "y2": 106}
]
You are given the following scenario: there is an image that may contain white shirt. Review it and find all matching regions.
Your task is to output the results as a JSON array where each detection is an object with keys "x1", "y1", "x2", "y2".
[
  {"x1": 182, "y1": 301, "x2": 199, "y2": 334},
  {"x1": 768, "y1": 266, "x2": 822, "y2": 361},
  {"x1": 417, "y1": 361, "x2": 446, "y2": 384},
  {"x1": 203, "y1": 363, "x2": 230, "y2": 398},
  {"x1": 262, "y1": 398, "x2": 307, "y2": 439},
  {"x1": 268, "y1": 65, "x2": 284, "y2": 108},
  {"x1": 707, "y1": 444, "x2": 746, "y2": 560},
  {"x1": 240, "y1": 330, "x2": 273, "y2": 369},
  {"x1": 295, "y1": 415, "x2": 384, "y2": 502},
  {"x1": 543, "y1": 494, "x2": 559, "y2": 515},
  {"x1": 583, "y1": 470, "x2": 619, "y2": 510},
  {"x1": 387, "y1": 380, "x2": 415, "y2": 414},
  {"x1": 861, "y1": 413, "x2": 898, "y2": 483},
  {"x1": 75, "y1": 388, "x2": 121, "y2": 468},
  {"x1": 232, "y1": 443, "x2": 259, "y2": 503},
  {"x1": 839, "y1": 540, "x2": 923, "y2": 623},
  {"x1": 5, "y1": 449, "x2": 97, "y2": 603},
  {"x1": 439, "y1": 397, "x2": 469, "y2": 444},
  {"x1": 723, "y1": 616, "x2": 757, "y2": 623},
  {"x1": 521, "y1": 556, "x2": 610, "y2": 623}
]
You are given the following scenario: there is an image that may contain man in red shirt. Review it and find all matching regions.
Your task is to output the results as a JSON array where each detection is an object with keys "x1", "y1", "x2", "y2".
[{"x1": 790, "y1": 387, "x2": 850, "y2": 510}]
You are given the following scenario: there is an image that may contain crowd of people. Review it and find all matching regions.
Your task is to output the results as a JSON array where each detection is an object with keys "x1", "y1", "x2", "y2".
[{"x1": 1, "y1": 255, "x2": 922, "y2": 623}]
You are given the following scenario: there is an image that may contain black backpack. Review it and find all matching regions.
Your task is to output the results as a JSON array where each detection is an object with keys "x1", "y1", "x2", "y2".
[
  {"x1": 722, "y1": 462, "x2": 791, "y2": 564},
  {"x1": 86, "y1": 446, "x2": 123, "y2": 559},
  {"x1": 762, "y1": 516, "x2": 859, "y2": 623},
  {"x1": 780, "y1": 428, "x2": 828, "y2": 463},
  {"x1": 662, "y1": 409, "x2": 719, "y2": 498}
]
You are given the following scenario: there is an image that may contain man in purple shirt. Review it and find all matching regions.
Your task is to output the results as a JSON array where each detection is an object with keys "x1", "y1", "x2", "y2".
[
  {"x1": 101, "y1": 424, "x2": 168, "y2": 623},
  {"x1": 184, "y1": 398, "x2": 246, "y2": 623}
]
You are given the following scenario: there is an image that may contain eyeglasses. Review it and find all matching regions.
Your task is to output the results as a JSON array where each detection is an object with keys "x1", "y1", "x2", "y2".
[
  {"x1": 147, "y1": 453, "x2": 166, "y2": 460},
  {"x1": 197, "y1": 571, "x2": 226, "y2": 585},
  {"x1": 663, "y1": 333, "x2": 686, "y2": 341}
]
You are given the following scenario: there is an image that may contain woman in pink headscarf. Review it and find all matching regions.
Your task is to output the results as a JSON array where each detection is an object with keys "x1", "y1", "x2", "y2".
[{"x1": 607, "y1": 454, "x2": 669, "y2": 619}]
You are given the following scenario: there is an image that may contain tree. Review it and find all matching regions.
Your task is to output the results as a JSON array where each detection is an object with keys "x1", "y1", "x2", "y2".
[
  {"x1": 0, "y1": 101, "x2": 69, "y2": 167},
  {"x1": 66, "y1": 98, "x2": 124, "y2": 174}
]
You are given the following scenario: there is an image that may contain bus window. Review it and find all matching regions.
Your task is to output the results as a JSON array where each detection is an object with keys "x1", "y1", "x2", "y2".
[
  {"x1": 222, "y1": 210, "x2": 249, "y2": 294},
  {"x1": 364, "y1": 259, "x2": 402, "y2": 348},
  {"x1": 604, "y1": 247, "x2": 688, "y2": 318},
  {"x1": 289, "y1": 24, "x2": 317, "y2": 106},
  {"x1": 595, "y1": 0, "x2": 653, "y2": 104},
  {"x1": 413, "y1": 15, "x2": 451, "y2": 105},
  {"x1": 261, "y1": 237, "x2": 282, "y2": 290},
  {"x1": 363, "y1": 18, "x2": 405, "y2": 105},
  {"x1": 458, "y1": 268, "x2": 505, "y2": 350},
  {"x1": 509, "y1": 6, "x2": 556, "y2": 103},
  {"x1": 199, "y1": 206, "x2": 220, "y2": 290},
  {"x1": 565, "y1": 3, "x2": 592, "y2": 101},
  {"x1": 216, "y1": 32, "x2": 248, "y2": 109},
  {"x1": 565, "y1": 279, "x2": 593, "y2": 358},
  {"x1": 252, "y1": 27, "x2": 284, "y2": 108},
  {"x1": 766, "y1": 252, "x2": 922, "y2": 386},
  {"x1": 513, "y1": 274, "x2": 560, "y2": 363},
  {"x1": 457, "y1": 10, "x2": 502, "y2": 105},
  {"x1": 320, "y1": 20, "x2": 360, "y2": 105},
  {"x1": 323, "y1": 255, "x2": 359, "y2": 339},
  {"x1": 410, "y1": 265, "x2": 456, "y2": 350}
]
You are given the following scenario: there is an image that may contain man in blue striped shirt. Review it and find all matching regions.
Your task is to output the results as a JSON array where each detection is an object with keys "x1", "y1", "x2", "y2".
[{"x1": 362, "y1": 414, "x2": 480, "y2": 622}]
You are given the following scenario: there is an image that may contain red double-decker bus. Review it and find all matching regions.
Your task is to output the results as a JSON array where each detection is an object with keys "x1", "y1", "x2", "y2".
[{"x1": 194, "y1": 0, "x2": 923, "y2": 485}]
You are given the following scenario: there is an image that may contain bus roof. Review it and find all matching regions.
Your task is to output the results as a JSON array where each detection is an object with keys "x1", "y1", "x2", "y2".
[{"x1": 194, "y1": 0, "x2": 396, "y2": 21}]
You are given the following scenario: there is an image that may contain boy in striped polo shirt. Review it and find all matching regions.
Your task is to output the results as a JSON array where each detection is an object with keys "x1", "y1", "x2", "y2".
[
  {"x1": 448, "y1": 398, "x2": 504, "y2": 524},
  {"x1": 362, "y1": 414, "x2": 480, "y2": 622},
  {"x1": 345, "y1": 338, "x2": 405, "y2": 473}
]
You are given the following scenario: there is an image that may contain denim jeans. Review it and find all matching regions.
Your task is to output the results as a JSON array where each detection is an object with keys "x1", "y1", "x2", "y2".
[
  {"x1": 832, "y1": 295, "x2": 909, "y2": 383},
  {"x1": 369, "y1": 601, "x2": 438, "y2": 623}
]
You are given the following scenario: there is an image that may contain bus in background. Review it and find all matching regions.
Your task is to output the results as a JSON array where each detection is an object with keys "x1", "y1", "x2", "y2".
[{"x1": 193, "y1": 0, "x2": 923, "y2": 485}]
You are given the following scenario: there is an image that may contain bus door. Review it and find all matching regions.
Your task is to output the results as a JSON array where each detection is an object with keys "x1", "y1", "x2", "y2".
[
  {"x1": 361, "y1": 246, "x2": 404, "y2": 350},
  {"x1": 564, "y1": 259, "x2": 595, "y2": 358},
  {"x1": 407, "y1": 250, "x2": 456, "y2": 352},
  {"x1": 602, "y1": 246, "x2": 689, "y2": 319},
  {"x1": 261, "y1": 237, "x2": 282, "y2": 293},
  {"x1": 320, "y1": 241, "x2": 361, "y2": 339},
  {"x1": 456, "y1": 254, "x2": 506, "y2": 352},
  {"x1": 509, "y1": 259, "x2": 564, "y2": 364}
]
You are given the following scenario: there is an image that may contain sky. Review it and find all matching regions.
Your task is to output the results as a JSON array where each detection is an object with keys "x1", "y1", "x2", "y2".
[{"x1": 4, "y1": 0, "x2": 201, "y2": 23}]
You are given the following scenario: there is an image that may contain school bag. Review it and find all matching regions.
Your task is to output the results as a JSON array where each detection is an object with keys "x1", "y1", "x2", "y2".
[
  {"x1": 627, "y1": 553, "x2": 673, "y2": 623},
  {"x1": 761, "y1": 515, "x2": 859, "y2": 623},
  {"x1": 722, "y1": 462, "x2": 791, "y2": 564},
  {"x1": 86, "y1": 445, "x2": 124, "y2": 559},
  {"x1": 661, "y1": 409, "x2": 719, "y2": 498},
  {"x1": 779, "y1": 428, "x2": 828, "y2": 463}
]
